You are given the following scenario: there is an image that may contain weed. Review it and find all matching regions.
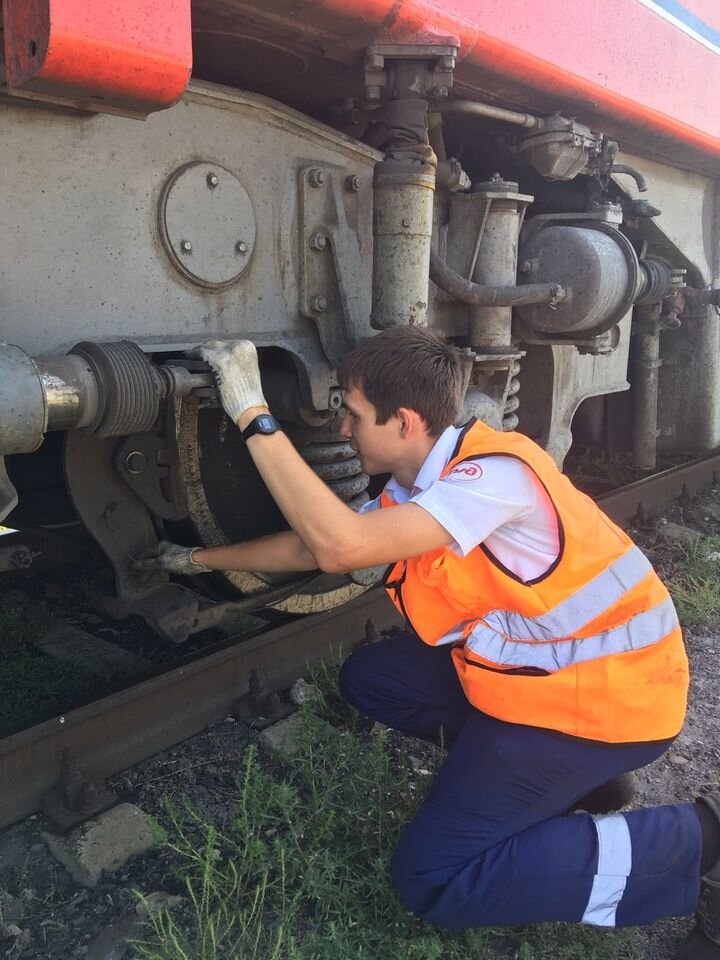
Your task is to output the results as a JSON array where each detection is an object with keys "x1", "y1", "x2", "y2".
[
  {"x1": 135, "y1": 671, "x2": 640, "y2": 960},
  {"x1": 668, "y1": 534, "x2": 720, "y2": 627}
]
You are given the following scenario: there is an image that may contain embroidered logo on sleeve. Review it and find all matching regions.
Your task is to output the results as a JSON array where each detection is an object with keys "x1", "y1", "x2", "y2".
[{"x1": 446, "y1": 462, "x2": 484, "y2": 483}]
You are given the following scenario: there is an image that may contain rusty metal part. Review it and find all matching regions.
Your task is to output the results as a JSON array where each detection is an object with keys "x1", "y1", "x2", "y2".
[
  {"x1": 0, "y1": 588, "x2": 402, "y2": 830},
  {"x1": 597, "y1": 453, "x2": 720, "y2": 527},
  {"x1": 430, "y1": 251, "x2": 566, "y2": 308},
  {"x1": 0, "y1": 543, "x2": 33, "y2": 572},
  {"x1": 41, "y1": 748, "x2": 118, "y2": 833}
]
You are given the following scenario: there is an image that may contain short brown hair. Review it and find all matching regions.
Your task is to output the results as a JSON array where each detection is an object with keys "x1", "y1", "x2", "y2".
[{"x1": 338, "y1": 326, "x2": 464, "y2": 436}]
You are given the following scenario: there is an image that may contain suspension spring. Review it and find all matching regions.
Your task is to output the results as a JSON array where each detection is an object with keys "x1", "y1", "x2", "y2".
[
  {"x1": 295, "y1": 439, "x2": 370, "y2": 511},
  {"x1": 503, "y1": 360, "x2": 521, "y2": 431}
]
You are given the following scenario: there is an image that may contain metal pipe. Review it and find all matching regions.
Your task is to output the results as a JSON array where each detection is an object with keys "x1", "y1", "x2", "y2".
[
  {"x1": 430, "y1": 250, "x2": 567, "y2": 307},
  {"x1": 632, "y1": 304, "x2": 662, "y2": 471},
  {"x1": 440, "y1": 97, "x2": 541, "y2": 129},
  {"x1": 611, "y1": 163, "x2": 648, "y2": 193}
]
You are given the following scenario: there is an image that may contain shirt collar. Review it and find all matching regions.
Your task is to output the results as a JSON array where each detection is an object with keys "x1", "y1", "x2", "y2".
[{"x1": 385, "y1": 424, "x2": 462, "y2": 502}]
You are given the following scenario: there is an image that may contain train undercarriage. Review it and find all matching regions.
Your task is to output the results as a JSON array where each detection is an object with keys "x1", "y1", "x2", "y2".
[{"x1": 1, "y1": 9, "x2": 719, "y2": 640}]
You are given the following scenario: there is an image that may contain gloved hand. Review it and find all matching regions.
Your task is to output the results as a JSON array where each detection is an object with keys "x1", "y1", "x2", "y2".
[
  {"x1": 133, "y1": 540, "x2": 212, "y2": 578},
  {"x1": 194, "y1": 339, "x2": 268, "y2": 425}
]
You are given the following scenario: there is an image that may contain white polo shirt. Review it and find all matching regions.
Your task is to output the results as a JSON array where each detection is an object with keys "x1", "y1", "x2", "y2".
[{"x1": 360, "y1": 424, "x2": 560, "y2": 582}]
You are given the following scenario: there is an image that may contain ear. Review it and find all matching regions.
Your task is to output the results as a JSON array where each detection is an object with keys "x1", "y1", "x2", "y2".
[{"x1": 396, "y1": 407, "x2": 420, "y2": 438}]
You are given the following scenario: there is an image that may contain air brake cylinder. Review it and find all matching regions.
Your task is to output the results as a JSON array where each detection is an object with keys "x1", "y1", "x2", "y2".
[{"x1": 516, "y1": 221, "x2": 674, "y2": 337}]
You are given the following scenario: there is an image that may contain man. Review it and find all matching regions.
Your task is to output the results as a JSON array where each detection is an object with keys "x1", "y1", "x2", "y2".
[{"x1": 138, "y1": 327, "x2": 720, "y2": 952}]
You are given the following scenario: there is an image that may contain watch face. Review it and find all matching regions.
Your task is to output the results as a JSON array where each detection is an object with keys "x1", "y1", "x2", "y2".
[{"x1": 256, "y1": 415, "x2": 278, "y2": 434}]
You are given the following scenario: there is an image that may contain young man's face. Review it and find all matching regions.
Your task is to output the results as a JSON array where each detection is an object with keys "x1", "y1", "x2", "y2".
[{"x1": 338, "y1": 385, "x2": 398, "y2": 476}]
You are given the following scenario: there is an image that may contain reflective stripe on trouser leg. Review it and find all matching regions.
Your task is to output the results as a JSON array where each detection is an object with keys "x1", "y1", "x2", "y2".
[{"x1": 582, "y1": 814, "x2": 632, "y2": 926}]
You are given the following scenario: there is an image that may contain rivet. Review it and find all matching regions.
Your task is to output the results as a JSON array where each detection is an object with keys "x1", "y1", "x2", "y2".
[
  {"x1": 207, "y1": 172, "x2": 219, "y2": 188},
  {"x1": 180, "y1": 240, "x2": 193, "y2": 253},
  {"x1": 401, "y1": 218, "x2": 411, "y2": 228},
  {"x1": 236, "y1": 241, "x2": 248, "y2": 254},
  {"x1": 310, "y1": 295, "x2": 327, "y2": 313}
]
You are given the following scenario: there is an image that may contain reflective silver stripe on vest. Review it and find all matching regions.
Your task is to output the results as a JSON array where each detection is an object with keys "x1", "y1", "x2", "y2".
[
  {"x1": 480, "y1": 546, "x2": 653, "y2": 643},
  {"x1": 582, "y1": 814, "x2": 632, "y2": 926},
  {"x1": 464, "y1": 596, "x2": 678, "y2": 672}
]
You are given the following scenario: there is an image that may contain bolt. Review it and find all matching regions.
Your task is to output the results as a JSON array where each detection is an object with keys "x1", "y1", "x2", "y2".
[
  {"x1": 366, "y1": 53, "x2": 384, "y2": 70},
  {"x1": 236, "y1": 241, "x2": 248, "y2": 254},
  {"x1": 308, "y1": 168, "x2": 326, "y2": 188},
  {"x1": 310, "y1": 295, "x2": 327, "y2": 313},
  {"x1": 180, "y1": 240, "x2": 192, "y2": 253},
  {"x1": 519, "y1": 260, "x2": 533, "y2": 274},
  {"x1": 346, "y1": 174, "x2": 361, "y2": 192},
  {"x1": 309, "y1": 233, "x2": 327, "y2": 251},
  {"x1": 401, "y1": 218, "x2": 411, "y2": 228},
  {"x1": 439, "y1": 55, "x2": 456, "y2": 70},
  {"x1": 432, "y1": 86, "x2": 449, "y2": 99},
  {"x1": 124, "y1": 451, "x2": 147, "y2": 476},
  {"x1": 366, "y1": 85, "x2": 383, "y2": 102},
  {"x1": 206, "y1": 172, "x2": 219, "y2": 188},
  {"x1": 328, "y1": 388, "x2": 343, "y2": 409}
]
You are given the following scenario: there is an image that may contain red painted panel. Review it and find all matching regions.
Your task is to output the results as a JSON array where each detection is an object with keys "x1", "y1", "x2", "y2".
[{"x1": 2, "y1": 0, "x2": 191, "y2": 115}]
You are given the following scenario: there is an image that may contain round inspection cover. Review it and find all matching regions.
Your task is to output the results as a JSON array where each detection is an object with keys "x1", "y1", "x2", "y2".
[{"x1": 160, "y1": 162, "x2": 256, "y2": 288}]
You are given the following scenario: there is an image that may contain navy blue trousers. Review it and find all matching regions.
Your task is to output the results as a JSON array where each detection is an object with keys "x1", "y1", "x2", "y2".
[{"x1": 338, "y1": 631, "x2": 702, "y2": 929}]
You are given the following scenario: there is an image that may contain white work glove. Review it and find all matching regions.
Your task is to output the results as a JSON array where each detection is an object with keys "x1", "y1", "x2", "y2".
[
  {"x1": 133, "y1": 540, "x2": 212, "y2": 578},
  {"x1": 194, "y1": 339, "x2": 268, "y2": 425}
]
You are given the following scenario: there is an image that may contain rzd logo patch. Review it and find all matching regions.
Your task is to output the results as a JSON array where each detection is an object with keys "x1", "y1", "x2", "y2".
[{"x1": 446, "y1": 463, "x2": 483, "y2": 483}]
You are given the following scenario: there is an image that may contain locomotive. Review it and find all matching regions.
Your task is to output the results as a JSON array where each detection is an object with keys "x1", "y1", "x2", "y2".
[{"x1": 1, "y1": 0, "x2": 718, "y2": 640}]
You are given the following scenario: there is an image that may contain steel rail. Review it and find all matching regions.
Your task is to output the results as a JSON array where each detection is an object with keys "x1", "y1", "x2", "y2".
[
  {"x1": 597, "y1": 452, "x2": 720, "y2": 526},
  {"x1": 0, "y1": 588, "x2": 402, "y2": 830}
]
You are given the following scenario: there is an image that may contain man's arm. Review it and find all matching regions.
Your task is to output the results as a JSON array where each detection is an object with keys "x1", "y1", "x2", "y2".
[
  {"x1": 240, "y1": 424, "x2": 454, "y2": 571},
  {"x1": 195, "y1": 339, "x2": 455, "y2": 572},
  {"x1": 194, "y1": 529, "x2": 317, "y2": 572}
]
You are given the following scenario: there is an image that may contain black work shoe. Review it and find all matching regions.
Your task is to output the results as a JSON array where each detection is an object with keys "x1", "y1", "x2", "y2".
[
  {"x1": 568, "y1": 772, "x2": 637, "y2": 815},
  {"x1": 697, "y1": 796, "x2": 720, "y2": 946}
]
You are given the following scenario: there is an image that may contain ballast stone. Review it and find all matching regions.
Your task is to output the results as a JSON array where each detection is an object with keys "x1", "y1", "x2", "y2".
[
  {"x1": 657, "y1": 522, "x2": 703, "y2": 546},
  {"x1": 258, "y1": 711, "x2": 337, "y2": 758},
  {"x1": 42, "y1": 803, "x2": 155, "y2": 888}
]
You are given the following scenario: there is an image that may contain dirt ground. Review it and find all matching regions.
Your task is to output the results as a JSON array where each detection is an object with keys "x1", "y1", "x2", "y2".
[{"x1": 0, "y1": 522, "x2": 719, "y2": 959}]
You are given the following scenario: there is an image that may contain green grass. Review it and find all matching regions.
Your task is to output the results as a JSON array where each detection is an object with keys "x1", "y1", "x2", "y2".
[
  {"x1": 667, "y1": 534, "x2": 720, "y2": 627},
  {"x1": 134, "y1": 666, "x2": 640, "y2": 960}
]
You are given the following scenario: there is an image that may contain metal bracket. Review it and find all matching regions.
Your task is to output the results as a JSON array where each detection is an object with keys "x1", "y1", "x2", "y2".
[
  {"x1": 299, "y1": 165, "x2": 367, "y2": 367},
  {"x1": 115, "y1": 431, "x2": 182, "y2": 521},
  {"x1": 364, "y1": 42, "x2": 458, "y2": 103}
]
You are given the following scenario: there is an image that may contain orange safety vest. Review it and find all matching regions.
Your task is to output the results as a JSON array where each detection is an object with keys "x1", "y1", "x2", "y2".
[{"x1": 382, "y1": 420, "x2": 689, "y2": 743}]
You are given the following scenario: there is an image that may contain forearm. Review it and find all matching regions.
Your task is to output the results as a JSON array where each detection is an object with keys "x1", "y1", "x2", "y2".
[
  {"x1": 242, "y1": 428, "x2": 362, "y2": 569},
  {"x1": 193, "y1": 529, "x2": 319, "y2": 573}
]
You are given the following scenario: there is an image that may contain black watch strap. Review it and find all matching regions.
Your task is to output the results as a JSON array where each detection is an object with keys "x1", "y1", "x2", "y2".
[{"x1": 241, "y1": 413, "x2": 281, "y2": 442}]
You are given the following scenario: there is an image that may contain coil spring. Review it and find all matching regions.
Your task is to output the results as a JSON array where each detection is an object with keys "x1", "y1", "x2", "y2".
[
  {"x1": 503, "y1": 360, "x2": 521, "y2": 431},
  {"x1": 297, "y1": 440, "x2": 370, "y2": 511}
]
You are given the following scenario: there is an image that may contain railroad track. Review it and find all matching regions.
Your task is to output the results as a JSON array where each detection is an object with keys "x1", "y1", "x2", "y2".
[{"x1": 2, "y1": 448, "x2": 720, "y2": 831}]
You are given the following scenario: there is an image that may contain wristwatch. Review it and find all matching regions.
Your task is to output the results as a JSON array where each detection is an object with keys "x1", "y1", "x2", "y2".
[{"x1": 241, "y1": 413, "x2": 281, "y2": 442}]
